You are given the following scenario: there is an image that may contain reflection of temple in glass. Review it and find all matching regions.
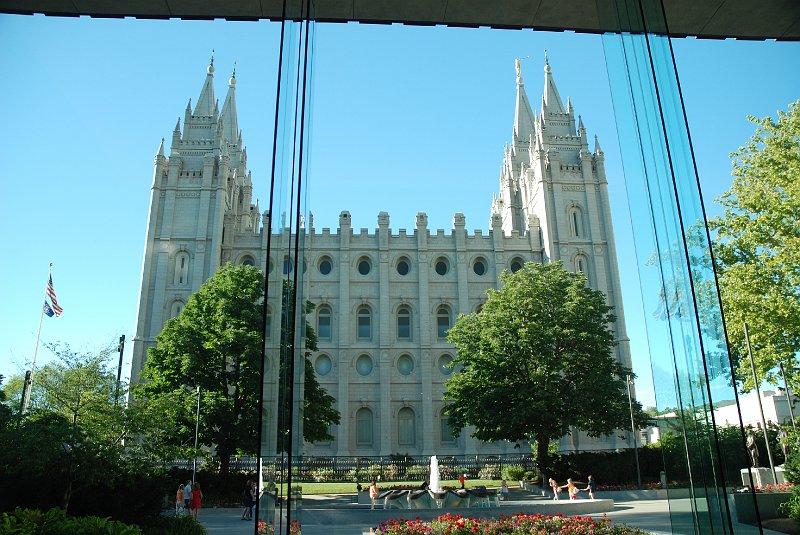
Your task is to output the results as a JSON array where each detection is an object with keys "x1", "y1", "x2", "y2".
[{"x1": 131, "y1": 56, "x2": 631, "y2": 456}]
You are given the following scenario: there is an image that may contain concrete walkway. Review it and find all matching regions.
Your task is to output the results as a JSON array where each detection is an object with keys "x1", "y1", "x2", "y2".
[{"x1": 199, "y1": 492, "x2": 784, "y2": 535}]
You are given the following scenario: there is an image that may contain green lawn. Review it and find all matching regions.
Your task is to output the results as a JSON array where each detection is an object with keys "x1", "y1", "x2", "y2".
[{"x1": 277, "y1": 479, "x2": 502, "y2": 495}]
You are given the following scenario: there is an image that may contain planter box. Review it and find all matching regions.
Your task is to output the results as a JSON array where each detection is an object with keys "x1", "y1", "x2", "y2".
[{"x1": 730, "y1": 492, "x2": 792, "y2": 523}]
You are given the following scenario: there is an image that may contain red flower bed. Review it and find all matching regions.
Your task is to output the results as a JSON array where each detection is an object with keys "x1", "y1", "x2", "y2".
[{"x1": 375, "y1": 512, "x2": 648, "y2": 534}]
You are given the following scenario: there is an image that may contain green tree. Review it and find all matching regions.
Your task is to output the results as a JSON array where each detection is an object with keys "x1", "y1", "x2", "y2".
[
  {"x1": 709, "y1": 100, "x2": 800, "y2": 390},
  {"x1": 442, "y1": 261, "x2": 644, "y2": 471},
  {"x1": 136, "y1": 264, "x2": 339, "y2": 471},
  {"x1": 0, "y1": 344, "x2": 146, "y2": 512}
]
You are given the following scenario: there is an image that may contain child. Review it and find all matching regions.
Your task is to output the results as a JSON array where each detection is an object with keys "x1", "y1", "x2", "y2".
[
  {"x1": 368, "y1": 480, "x2": 380, "y2": 510},
  {"x1": 583, "y1": 475, "x2": 596, "y2": 500},
  {"x1": 566, "y1": 478, "x2": 578, "y2": 500},
  {"x1": 175, "y1": 485, "x2": 185, "y2": 516},
  {"x1": 548, "y1": 478, "x2": 561, "y2": 501},
  {"x1": 500, "y1": 479, "x2": 509, "y2": 501}
]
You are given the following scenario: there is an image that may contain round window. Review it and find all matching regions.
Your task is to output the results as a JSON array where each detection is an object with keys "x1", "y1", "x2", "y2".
[
  {"x1": 435, "y1": 257, "x2": 449, "y2": 276},
  {"x1": 438, "y1": 355, "x2": 454, "y2": 375},
  {"x1": 283, "y1": 256, "x2": 293, "y2": 274},
  {"x1": 473, "y1": 258, "x2": 486, "y2": 276},
  {"x1": 397, "y1": 355, "x2": 414, "y2": 376},
  {"x1": 319, "y1": 258, "x2": 332, "y2": 275},
  {"x1": 510, "y1": 258, "x2": 524, "y2": 273},
  {"x1": 356, "y1": 355, "x2": 373, "y2": 376},
  {"x1": 315, "y1": 355, "x2": 332, "y2": 376},
  {"x1": 358, "y1": 258, "x2": 371, "y2": 275},
  {"x1": 397, "y1": 258, "x2": 409, "y2": 276}
]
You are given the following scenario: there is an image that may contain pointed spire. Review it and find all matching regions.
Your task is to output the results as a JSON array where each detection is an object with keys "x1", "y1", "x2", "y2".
[
  {"x1": 174, "y1": 117, "x2": 181, "y2": 133},
  {"x1": 156, "y1": 137, "x2": 165, "y2": 157},
  {"x1": 578, "y1": 115, "x2": 586, "y2": 132},
  {"x1": 542, "y1": 53, "x2": 565, "y2": 114},
  {"x1": 219, "y1": 64, "x2": 240, "y2": 146},
  {"x1": 513, "y1": 59, "x2": 536, "y2": 143},
  {"x1": 594, "y1": 134, "x2": 604, "y2": 155},
  {"x1": 193, "y1": 51, "x2": 216, "y2": 116}
]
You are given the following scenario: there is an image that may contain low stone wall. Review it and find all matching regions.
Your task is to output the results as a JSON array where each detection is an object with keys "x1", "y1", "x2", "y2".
[
  {"x1": 523, "y1": 482, "x2": 691, "y2": 501},
  {"x1": 730, "y1": 492, "x2": 792, "y2": 523}
]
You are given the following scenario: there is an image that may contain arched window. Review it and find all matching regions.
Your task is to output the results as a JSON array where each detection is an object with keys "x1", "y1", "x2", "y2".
[
  {"x1": 170, "y1": 301, "x2": 184, "y2": 318},
  {"x1": 174, "y1": 252, "x2": 190, "y2": 285},
  {"x1": 437, "y1": 305, "x2": 451, "y2": 339},
  {"x1": 397, "y1": 306, "x2": 411, "y2": 340},
  {"x1": 356, "y1": 408, "x2": 373, "y2": 447},
  {"x1": 357, "y1": 306, "x2": 372, "y2": 339},
  {"x1": 398, "y1": 407, "x2": 416, "y2": 446},
  {"x1": 440, "y1": 413, "x2": 456, "y2": 445},
  {"x1": 241, "y1": 255, "x2": 255, "y2": 266},
  {"x1": 318, "y1": 306, "x2": 332, "y2": 340},
  {"x1": 510, "y1": 257, "x2": 525, "y2": 273},
  {"x1": 569, "y1": 205, "x2": 584, "y2": 238}
]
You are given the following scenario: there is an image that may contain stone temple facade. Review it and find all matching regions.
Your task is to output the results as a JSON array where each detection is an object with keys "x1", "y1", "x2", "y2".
[{"x1": 131, "y1": 56, "x2": 632, "y2": 457}]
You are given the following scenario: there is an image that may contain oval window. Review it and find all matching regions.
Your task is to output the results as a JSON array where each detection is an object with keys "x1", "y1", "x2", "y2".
[
  {"x1": 397, "y1": 258, "x2": 410, "y2": 276},
  {"x1": 435, "y1": 257, "x2": 449, "y2": 276},
  {"x1": 473, "y1": 258, "x2": 487, "y2": 276},
  {"x1": 438, "y1": 354, "x2": 454, "y2": 375},
  {"x1": 397, "y1": 354, "x2": 414, "y2": 376},
  {"x1": 315, "y1": 355, "x2": 332, "y2": 376},
  {"x1": 356, "y1": 354, "x2": 373, "y2": 376},
  {"x1": 358, "y1": 258, "x2": 371, "y2": 275},
  {"x1": 319, "y1": 258, "x2": 332, "y2": 275}
]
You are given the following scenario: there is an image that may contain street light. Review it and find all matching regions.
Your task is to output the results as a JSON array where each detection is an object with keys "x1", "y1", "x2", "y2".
[
  {"x1": 192, "y1": 386, "x2": 201, "y2": 483},
  {"x1": 626, "y1": 374, "x2": 642, "y2": 488}
]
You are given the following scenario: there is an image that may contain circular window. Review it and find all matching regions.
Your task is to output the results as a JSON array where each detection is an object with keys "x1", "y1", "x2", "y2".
[
  {"x1": 438, "y1": 354, "x2": 454, "y2": 375},
  {"x1": 319, "y1": 258, "x2": 332, "y2": 275},
  {"x1": 510, "y1": 258, "x2": 524, "y2": 273},
  {"x1": 396, "y1": 258, "x2": 410, "y2": 276},
  {"x1": 358, "y1": 257, "x2": 372, "y2": 276},
  {"x1": 473, "y1": 258, "x2": 487, "y2": 276},
  {"x1": 435, "y1": 257, "x2": 449, "y2": 276},
  {"x1": 397, "y1": 355, "x2": 414, "y2": 376},
  {"x1": 315, "y1": 355, "x2": 332, "y2": 376},
  {"x1": 356, "y1": 354, "x2": 373, "y2": 376}
]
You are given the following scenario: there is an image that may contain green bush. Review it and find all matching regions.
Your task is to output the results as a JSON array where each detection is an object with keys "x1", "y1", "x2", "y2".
[
  {"x1": 310, "y1": 469, "x2": 336, "y2": 483},
  {"x1": 139, "y1": 515, "x2": 207, "y2": 535},
  {"x1": 478, "y1": 464, "x2": 500, "y2": 480},
  {"x1": 405, "y1": 465, "x2": 428, "y2": 479},
  {"x1": 0, "y1": 508, "x2": 142, "y2": 535},
  {"x1": 501, "y1": 464, "x2": 526, "y2": 481},
  {"x1": 523, "y1": 471, "x2": 536, "y2": 481}
]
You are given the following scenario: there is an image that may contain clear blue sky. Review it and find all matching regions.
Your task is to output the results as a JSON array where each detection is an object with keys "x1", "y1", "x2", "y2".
[{"x1": 0, "y1": 14, "x2": 798, "y2": 409}]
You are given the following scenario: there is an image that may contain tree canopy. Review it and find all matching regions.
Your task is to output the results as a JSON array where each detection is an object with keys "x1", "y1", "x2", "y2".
[
  {"x1": 442, "y1": 261, "x2": 644, "y2": 469},
  {"x1": 710, "y1": 100, "x2": 800, "y2": 390},
  {"x1": 135, "y1": 264, "x2": 339, "y2": 471}
]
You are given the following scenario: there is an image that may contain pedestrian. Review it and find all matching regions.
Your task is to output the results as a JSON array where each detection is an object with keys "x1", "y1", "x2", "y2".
[
  {"x1": 582, "y1": 475, "x2": 596, "y2": 500},
  {"x1": 566, "y1": 478, "x2": 578, "y2": 500},
  {"x1": 368, "y1": 479, "x2": 380, "y2": 510},
  {"x1": 241, "y1": 479, "x2": 253, "y2": 520},
  {"x1": 175, "y1": 485, "x2": 185, "y2": 516},
  {"x1": 249, "y1": 481, "x2": 257, "y2": 518},
  {"x1": 458, "y1": 473, "x2": 466, "y2": 489},
  {"x1": 548, "y1": 478, "x2": 561, "y2": 500},
  {"x1": 500, "y1": 479, "x2": 509, "y2": 501},
  {"x1": 190, "y1": 481, "x2": 203, "y2": 520},
  {"x1": 183, "y1": 480, "x2": 193, "y2": 512}
]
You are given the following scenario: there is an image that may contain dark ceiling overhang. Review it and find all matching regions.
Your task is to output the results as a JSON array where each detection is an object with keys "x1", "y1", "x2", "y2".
[{"x1": 1, "y1": 0, "x2": 798, "y2": 40}]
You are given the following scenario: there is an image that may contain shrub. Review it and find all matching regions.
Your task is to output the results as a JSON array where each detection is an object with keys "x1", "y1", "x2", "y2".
[
  {"x1": 0, "y1": 508, "x2": 143, "y2": 535},
  {"x1": 310, "y1": 469, "x2": 336, "y2": 483},
  {"x1": 139, "y1": 515, "x2": 207, "y2": 535},
  {"x1": 501, "y1": 464, "x2": 526, "y2": 481},
  {"x1": 477, "y1": 464, "x2": 500, "y2": 480},
  {"x1": 405, "y1": 465, "x2": 428, "y2": 480},
  {"x1": 523, "y1": 471, "x2": 536, "y2": 481}
]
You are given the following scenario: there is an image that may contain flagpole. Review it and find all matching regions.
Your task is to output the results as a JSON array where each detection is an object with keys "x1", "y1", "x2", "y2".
[{"x1": 22, "y1": 263, "x2": 51, "y2": 414}]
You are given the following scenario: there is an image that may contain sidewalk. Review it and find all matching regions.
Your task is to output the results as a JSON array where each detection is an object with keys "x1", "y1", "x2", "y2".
[{"x1": 199, "y1": 495, "x2": 785, "y2": 535}]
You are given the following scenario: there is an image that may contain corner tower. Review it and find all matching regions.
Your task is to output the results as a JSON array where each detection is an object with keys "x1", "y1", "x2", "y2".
[
  {"x1": 131, "y1": 57, "x2": 260, "y2": 384},
  {"x1": 491, "y1": 56, "x2": 631, "y2": 373}
]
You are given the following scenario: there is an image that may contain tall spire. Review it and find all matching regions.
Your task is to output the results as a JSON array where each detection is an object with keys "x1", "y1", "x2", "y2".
[
  {"x1": 219, "y1": 64, "x2": 240, "y2": 146},
  {"x1": 542, "y1": 53, "x2": 565, "y2": 114},
  {"x1": 193, "y1": 50, "x2": 216, "y2": 116},
  {"x1": 513, "y1": 58, "x2": 536, "y2": 143}
]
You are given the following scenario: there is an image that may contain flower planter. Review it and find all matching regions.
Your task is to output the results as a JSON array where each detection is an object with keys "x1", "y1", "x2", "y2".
[{"x1": 731, "y1": 492, "x2": 792, "y2": 523}]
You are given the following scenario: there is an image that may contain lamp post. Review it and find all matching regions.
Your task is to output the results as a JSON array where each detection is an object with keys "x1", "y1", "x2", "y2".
[
  {"x1": 626, "y1": 374, "x2": 642, "y2": 488},
  {"x1": 192, "y1": 386, "x2": 201, "y2": 483}
]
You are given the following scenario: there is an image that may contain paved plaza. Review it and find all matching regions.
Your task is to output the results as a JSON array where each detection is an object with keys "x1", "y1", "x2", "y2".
[{"x1": 199, "y1": 490, "x2": 784, "y2": 535}]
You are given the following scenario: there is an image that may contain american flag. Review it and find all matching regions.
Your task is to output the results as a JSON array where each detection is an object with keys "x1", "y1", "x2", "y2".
[
  {"x1": 43, "y1": 300, "x2": 55, "y2": 317},
  {"x1": 46, "y1": 275, "x2": 63, "y2": 316}
]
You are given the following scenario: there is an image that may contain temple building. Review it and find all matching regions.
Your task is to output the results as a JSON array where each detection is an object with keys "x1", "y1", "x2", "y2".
[{"x1": 131, "y1": 55, "x2": 632, "y2": 457}]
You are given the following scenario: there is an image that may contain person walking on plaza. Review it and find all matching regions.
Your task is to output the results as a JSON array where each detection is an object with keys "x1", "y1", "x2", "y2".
[
  {"x1": 183, "y1": 480, "x2": 193, "y2": 512},
  {"x1": 459, "y1": 473, "x2": 466, "y2": 489},
  {"x1": 368, "y1": 480, "x2": 380, "y2": 510},
  {"x1": 583, "y1": 475, "x2": 596, "y2": 500},
  {"x1": 500, "y1": 479, "x2": 509, "y2": 501},
  {"x1": 175, "y1": 484, "x2": 185, "y2": 516},
  {"x1": 548, "y1": 478, "x2": 561, "y2": 500},
  {"x1": 190, "y1": 482, "x2": 203, "y2": 520},
  {"x1": 566, "y1": 478, "x2": 578, "y2": 500},
  {"x1": 241, "y1": 479, "x2": 253, "y2": 520}
]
